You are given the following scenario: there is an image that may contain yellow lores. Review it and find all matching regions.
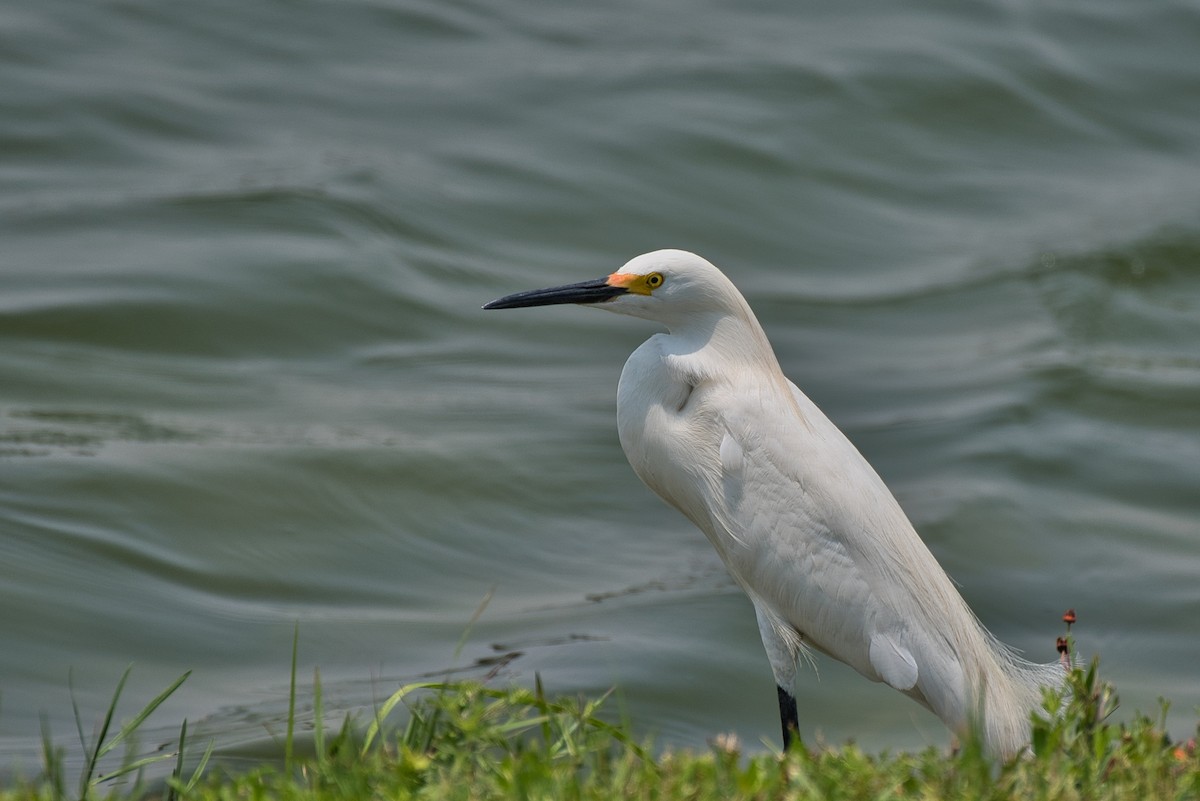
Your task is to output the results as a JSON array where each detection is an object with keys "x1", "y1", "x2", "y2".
[{"x1": 607, "y1": 271, "x2": 664, "y2": 295}]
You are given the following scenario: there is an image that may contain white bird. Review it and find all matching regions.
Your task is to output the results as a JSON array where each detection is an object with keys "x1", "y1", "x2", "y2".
[{"x1": 483, "y1": 249, "x2": 1062, "y2": 757}]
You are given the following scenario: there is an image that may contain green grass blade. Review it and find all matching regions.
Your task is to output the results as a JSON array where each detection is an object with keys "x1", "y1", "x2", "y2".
[
  {"x1": 166, "y1": 719, "x2": 187, "y2": 801},
  {"x1": 454, "y1": 587, "x2": 494, "y2": 661},
  {"x1": 312, "y1": 667, "x2": 324, "y2": 761},
  {"x1": 40, "y1": 713, "x2": 66, "y2": 801},
  {"x1": 165, "y1": 719, "x2": 215, "y2": 800},
  {"x1": 96, "y1": 670, "x2": 191, "y2": 762},
  {"x1": 182, "y1": 737, "x2": 216, "y2": 794},
  {"x1": 362, "y1": 682, "x2": 445, "y2": 755},
  {"x1": 79, "y1": 664, "x2": 132, "y2": 800},
  {"x1": 285, "y1": 623, "x2": 298, "y2": 774},
  {"x1": 535, "y1": 673, "x2": 553, "y2": 749},
  {"x1": 67, "y1": 669, "x2": 89, "y2": 777},
  {"x1": 93, "y1": 750, "x2": 180, "y2": 785}
]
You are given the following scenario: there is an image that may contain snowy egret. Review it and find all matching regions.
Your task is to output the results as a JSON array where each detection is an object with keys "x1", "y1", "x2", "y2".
[{"x1": 483, "y1": 249, "x2": 1062, "y2": 756}]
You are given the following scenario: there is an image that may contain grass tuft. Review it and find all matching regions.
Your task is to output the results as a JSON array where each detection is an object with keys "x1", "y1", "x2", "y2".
[
  {"x1": 27, "y1": 667, "x2": 195, "y2": 801},
  {"x1": 6, "y1": 654, "x2": 1198, "y2": 801}
]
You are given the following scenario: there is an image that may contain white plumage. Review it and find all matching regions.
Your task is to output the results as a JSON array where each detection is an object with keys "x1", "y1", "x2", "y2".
[{"x1": 485, "y1": 249, "x2": 1062, "y2": 756}]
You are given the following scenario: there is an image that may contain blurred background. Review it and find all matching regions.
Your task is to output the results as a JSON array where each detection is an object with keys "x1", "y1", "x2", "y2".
[{"x1": 3, "y1": 0, "x2": 1199, "y2": 774}]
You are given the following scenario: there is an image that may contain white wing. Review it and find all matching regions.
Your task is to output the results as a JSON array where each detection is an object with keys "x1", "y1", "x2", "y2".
[
  {"x1": 869, "y1": 632, "x2": 919, "y2": 691},
  {"x1": 709, "y1": 378, "x2": 965, "y2": 702}
]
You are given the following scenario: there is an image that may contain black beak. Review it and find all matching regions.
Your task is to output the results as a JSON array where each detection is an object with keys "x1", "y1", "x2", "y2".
[{"x1": 483, "y1": 277, "x2": 627, "y2": 310}]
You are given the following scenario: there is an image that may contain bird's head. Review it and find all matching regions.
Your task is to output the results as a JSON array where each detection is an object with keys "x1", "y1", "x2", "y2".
[{"x1": 483, "y1": 249, "x2": 746, "y2": 329}]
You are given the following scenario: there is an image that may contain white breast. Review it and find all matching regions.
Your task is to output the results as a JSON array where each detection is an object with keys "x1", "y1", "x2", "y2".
[{"x1": 616, "y1": 336, "x2": 732, "y2": 549}]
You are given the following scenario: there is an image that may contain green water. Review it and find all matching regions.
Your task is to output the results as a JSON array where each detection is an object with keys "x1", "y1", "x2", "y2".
[{"x1": 3, "y1": 0, "x2": 1199, "y2": 770}]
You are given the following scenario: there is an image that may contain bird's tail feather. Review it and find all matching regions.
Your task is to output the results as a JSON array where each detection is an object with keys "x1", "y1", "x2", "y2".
[{"x1": 973, "y1": 644, "x2": 1067, "y2": 757}]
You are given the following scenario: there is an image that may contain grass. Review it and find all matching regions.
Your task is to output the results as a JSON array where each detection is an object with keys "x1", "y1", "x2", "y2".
[{"x1": 5, "y1": 649, "x2": 1198, "y2": 801}]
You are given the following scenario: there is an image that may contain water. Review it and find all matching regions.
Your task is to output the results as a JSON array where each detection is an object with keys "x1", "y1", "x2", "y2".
[{"x1": 3, "y1": 0, "x2": 1200, "y2": 773}]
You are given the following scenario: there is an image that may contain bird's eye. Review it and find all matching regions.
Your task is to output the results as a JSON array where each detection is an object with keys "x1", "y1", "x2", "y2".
[{"x1": 645, "y1": 272, "x2": 664, "y2": 289}]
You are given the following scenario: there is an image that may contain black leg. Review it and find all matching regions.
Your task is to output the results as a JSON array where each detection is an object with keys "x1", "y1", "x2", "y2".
[{"x1": 777, "y1": 684, "x2": 800, "y2": 749}]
